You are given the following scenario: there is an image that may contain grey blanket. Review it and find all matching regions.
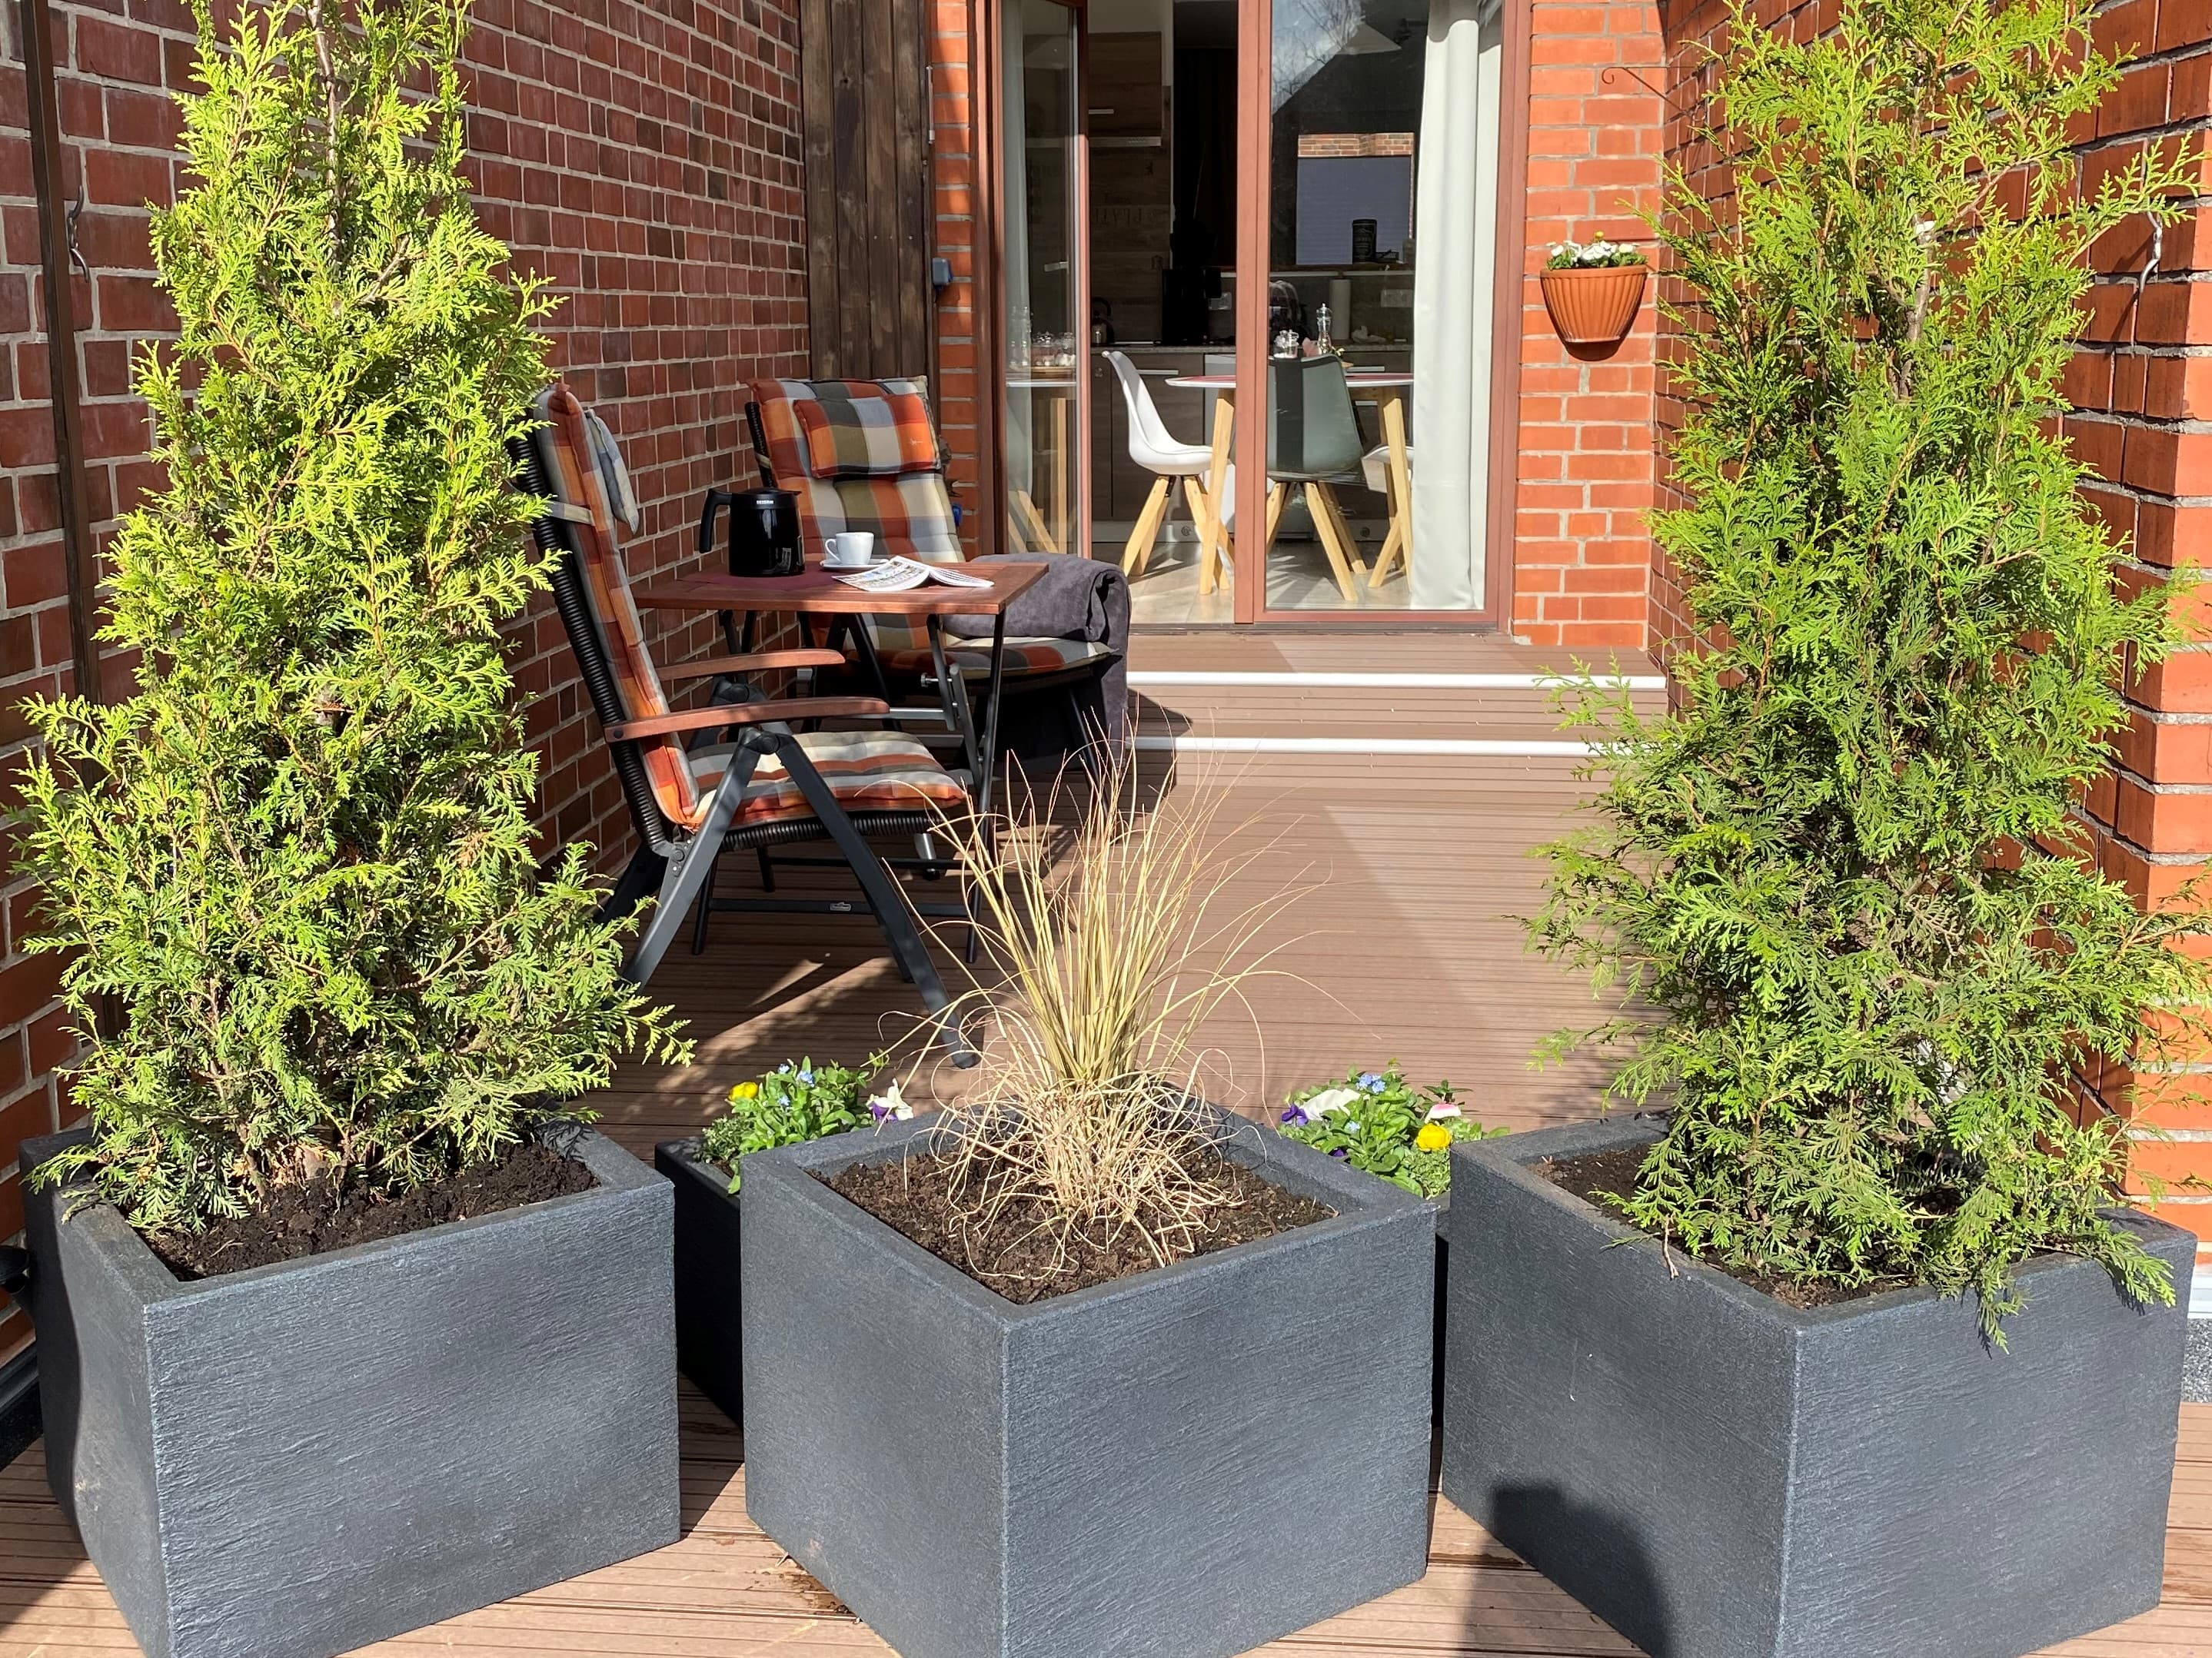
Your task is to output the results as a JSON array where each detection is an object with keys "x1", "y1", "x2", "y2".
[{"x1": 946, "y1": 553, "x2": 1129, "y2": 746}]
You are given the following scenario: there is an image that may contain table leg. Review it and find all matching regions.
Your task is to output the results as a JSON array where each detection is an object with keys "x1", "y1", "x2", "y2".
[
  {"x1": 1050, "y1": 390, "x2": 1069, "y2": 557},
  {"x1": 926, "y1": 616, "x2": 983, "y2": 786},
  {"x1": 978, "y1": 611, "x2": 1010, "y2": 822},
  {"x1": 1199, "y1": 389, "x2": 1236, "y2": 596},
  {"x1": 1381, "y1": 387, "x2": 1413, "y2": 580}
]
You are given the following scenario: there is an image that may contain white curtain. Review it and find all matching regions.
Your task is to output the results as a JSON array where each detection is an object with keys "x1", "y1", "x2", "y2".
[{"x1": 1410, "y1": 0, "x2": 1504, "y2": 610}]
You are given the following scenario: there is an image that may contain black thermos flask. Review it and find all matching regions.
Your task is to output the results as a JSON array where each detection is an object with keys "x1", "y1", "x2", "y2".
[{"x1": 700, "y1": 485, "x2": 803, "y2": 577}]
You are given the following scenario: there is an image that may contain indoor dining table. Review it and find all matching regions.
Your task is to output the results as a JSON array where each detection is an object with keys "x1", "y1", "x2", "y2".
[{"x1": 1165, "y1": 367, "x2": 1415, "y2": 595}]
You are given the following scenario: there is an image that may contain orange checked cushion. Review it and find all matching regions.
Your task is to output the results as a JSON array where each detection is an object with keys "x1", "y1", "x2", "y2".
[
  {"x1": 689, "y1": 729, "x2": 970, "y2": 829},
  {"x1": 793, "y1": 387, "x2": 942, "y2": 479}
]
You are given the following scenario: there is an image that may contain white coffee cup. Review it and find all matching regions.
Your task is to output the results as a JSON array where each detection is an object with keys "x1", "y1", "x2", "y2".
[{"x1": 823, "y1": 532, "x2": 876, "y2": 568}]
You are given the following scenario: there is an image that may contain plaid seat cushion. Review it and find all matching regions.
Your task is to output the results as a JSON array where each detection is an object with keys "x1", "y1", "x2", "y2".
[
  {"x1": 690, "y1": 729, "x2": 970, "y2": 829},
  {"x1": 794, "y1": 386, "x2": 941, "y2": 479},
  {"x1": 880, "y1": 637, "x2": 1116, "y2": 678}
]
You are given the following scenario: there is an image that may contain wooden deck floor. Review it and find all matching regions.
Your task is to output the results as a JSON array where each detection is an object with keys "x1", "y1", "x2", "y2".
[{"x1": 4, "y1": 633, "x2": 2208, "y2": 1656}]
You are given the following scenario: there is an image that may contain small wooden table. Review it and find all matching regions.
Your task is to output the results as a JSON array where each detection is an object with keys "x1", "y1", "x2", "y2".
[
  {"x1": 1166, "y1": 370, "x2": 1415, "y2": 595},
  {"x1": 632, "y1": 559, "x2": 1049, "y2": 822}
]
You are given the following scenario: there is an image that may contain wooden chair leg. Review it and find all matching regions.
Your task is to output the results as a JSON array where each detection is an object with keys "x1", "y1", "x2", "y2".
[
  {"x1": 1263, "y1": 481, "x2": 1288, "y2": 550},
  {"x1": 1011, "y1": 488, "x2": 1059, "y2": 554},
  {"x1": 1179, "y1": 475, "x2": 1213, "y2": 570},
  {"x1": 1122, "y1": 475, "x2": 1172, "y2": 576},
  {"x1": 1305, "y1": 483, "x2": 1362, "y2": 603}
]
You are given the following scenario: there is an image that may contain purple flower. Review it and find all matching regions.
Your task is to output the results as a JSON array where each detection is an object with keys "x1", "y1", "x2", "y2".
[
  {"x1": 1280, "y1": 1106, "x2": 1309, "y2": 1125},
  {"x1": 871, "y1": 1103, "x2": 891, "y2": 1121},
  {"x1": 1329, "y1": 1148, "x2": 1349, "y2": 1158}
]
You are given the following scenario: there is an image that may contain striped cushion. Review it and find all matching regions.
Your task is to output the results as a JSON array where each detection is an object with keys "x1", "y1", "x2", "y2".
[
  {"x1": 881, "y1": 637, "x2": 1116, "y2": 678},
  {"x1": 691, "y1": 729, "x2": 970, "y2": 829},
  {"x1": 794, "y1": 387, "x2": 942, "y2": 478},
  {"x1": 534, "y1": 386, "x2": 707, "y2": 831}
]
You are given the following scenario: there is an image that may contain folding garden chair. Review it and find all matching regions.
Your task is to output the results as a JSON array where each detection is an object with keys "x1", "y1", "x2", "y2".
[
  {"x1": 513, "y1": 384, "x2": 977, "y2": 1062},
  {"x1": 742, "y1": 377, "x2": 1119, "y2": 746}
]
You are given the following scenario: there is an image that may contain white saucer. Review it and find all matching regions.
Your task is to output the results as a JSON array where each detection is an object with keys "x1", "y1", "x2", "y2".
[{"x1": 823, "y1": 559, "x2": 881, "y2": 572}]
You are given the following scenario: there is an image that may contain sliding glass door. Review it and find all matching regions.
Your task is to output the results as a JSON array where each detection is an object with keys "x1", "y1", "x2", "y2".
[
  {"x1": 1238, "y1": 0, "x2": 1509, "y2": 618},
  {"x1": 1000, "y1": 0, "x2": 1088, "y2": 557}
]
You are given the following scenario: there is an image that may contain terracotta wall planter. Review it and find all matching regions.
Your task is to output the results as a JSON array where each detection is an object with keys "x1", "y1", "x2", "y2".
[
  {"x1": 1439, "y1": 1115, "x2": 2193, "y2": 1658},
  {"x1": 1539, "y1": 264, "x2": 1648, "y2": 347}
]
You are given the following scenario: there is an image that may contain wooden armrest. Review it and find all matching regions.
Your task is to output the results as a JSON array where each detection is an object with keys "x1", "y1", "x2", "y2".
[
  {"x1": 605, "y1": 696, "x2": 890, "y2": 743},
  {"x1": 660, "y1": 648, "x2": 846, "y2": 682}
]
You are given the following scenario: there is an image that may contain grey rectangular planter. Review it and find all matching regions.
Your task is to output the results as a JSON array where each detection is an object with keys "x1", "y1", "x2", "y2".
[
  {"x1": 1439, "y1": 1115, "x2": 2195, "y2": 1658},
  {"x1": 22, "y1": 1125, "x2": 680, "y2": 1658},
  {"x1": 741, "y1": 1106, "x2": 1434, "y2": 1658},
  {"x1": 655, "y1": 1138, "x2": 746, "y2": 1425}
]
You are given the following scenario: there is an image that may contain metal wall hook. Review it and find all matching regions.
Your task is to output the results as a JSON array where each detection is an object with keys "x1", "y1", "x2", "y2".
[{"x1": 65, "y1": 182, "x2": 87, "y2": 280}]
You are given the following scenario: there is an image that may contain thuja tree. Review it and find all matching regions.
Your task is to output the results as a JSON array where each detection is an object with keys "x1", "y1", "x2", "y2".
[
  {"x1": 1534, "y1": 0, "x2": 2210, "y2": 1322},
  {"x1": 17, "y1": 0, "x2": 686, "y2": 1233}
]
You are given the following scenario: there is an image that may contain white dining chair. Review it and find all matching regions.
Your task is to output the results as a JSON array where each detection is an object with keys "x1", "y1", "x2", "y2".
[{"x1": 1106, "y1": 350, "x2": 1218, "y2": 578}]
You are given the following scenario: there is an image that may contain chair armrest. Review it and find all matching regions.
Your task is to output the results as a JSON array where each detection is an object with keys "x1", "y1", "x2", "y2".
[
  {"x1": 660, "y1": 649, "x2": 846, "y2": 683},
  {"x1": 605, "y1": 696, "x2": 890, "y2": 743}
]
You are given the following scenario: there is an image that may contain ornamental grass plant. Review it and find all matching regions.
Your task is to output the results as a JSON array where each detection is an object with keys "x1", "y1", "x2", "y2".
[
  {"x1": 18, "y1": 0, "x2": 687, "y2": 1234},
  {"x1": 1534, "y1": 0, "x2": 2211, "y2": 1327},
  {"x1": 928, "y1": 750, "x2": 1303, "y2": 1271}
]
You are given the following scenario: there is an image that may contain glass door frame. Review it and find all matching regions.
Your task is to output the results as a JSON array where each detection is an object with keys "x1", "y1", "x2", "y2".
[
  {"x1": 980, "y1": 0, "x2": 1093, "y2": 564},
  {"x1": 1229, "y1": 0, "x2": 1532, "y2": 626}
]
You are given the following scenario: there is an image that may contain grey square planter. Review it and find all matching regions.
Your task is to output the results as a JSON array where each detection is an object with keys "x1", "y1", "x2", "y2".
[
  {"x1": 741, "y1": 1106, "x2": 1435, "y2": 1658},
  {"x1": 655, "y1": 1138, "x2": 746, "y2": 1425},
  {"x1": 1439, "y1": 1115, "x2": 2195, "y2": 1658},
  {"x1": 22, "y1": 1125, "x2": 680, "y2": 1658}
]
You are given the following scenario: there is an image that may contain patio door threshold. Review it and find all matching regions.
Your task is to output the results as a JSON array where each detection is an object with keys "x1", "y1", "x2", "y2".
[
  {"x1": 1132, "y1": 734, "x2": 1592, "y2": 757},
  {"x1": 1127, "y1": 670, "x2": 1665, "y2": 692}
]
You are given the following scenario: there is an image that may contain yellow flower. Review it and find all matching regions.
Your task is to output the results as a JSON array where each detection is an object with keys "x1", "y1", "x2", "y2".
[
  {"x1": 730, "y1": 1081, "x2": 760, "y2": 1101},
  {"x1": 1414, "y1": 1123, "x2": 1452, "y2": 1153}
]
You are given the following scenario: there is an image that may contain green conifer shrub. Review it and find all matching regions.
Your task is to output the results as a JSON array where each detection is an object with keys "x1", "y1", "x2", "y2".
[
  {"x1": 17, "y1": 0, "x2": 687, "y2": 1234},
  {"x1": 1534, "y1": 0, "x2": 2210, "y2": 1324}
]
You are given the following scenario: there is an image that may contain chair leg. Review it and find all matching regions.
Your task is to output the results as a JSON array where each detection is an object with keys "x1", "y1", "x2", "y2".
[
  {"x1": 1122, "y1": 476, "x2": 1171, "y2": 576},
  {"x1": 623, "y1": 757, "x2": 754, "y2": 986},
  {"x1": 1179, "y1": 475, "x2": 1213, "y2": 570},
  {"x1": 689, "y1": 852, "x2": 720, "y2": 955},
  {"x1": 1367, "y1": 471, "x2": 1408, "y2": 588},
  {"x1": 1263, "y1": 481, "x2": 1288, "y2": 551},
  {"x1": 763, "y1": 726, "x2": 978, "y2": 1067},
  {"x1": 1305, "y1": 483, "x2": 1362, "y2": 603}
]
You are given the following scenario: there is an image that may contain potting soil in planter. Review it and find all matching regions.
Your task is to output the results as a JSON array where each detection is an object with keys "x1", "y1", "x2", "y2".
[
  {"x1": 150, "y1": 1139, "x2": 597, "y2": 1279},
  {"x1": 825, "y1": 1148, "x2": 1334, "y2": 1302}
]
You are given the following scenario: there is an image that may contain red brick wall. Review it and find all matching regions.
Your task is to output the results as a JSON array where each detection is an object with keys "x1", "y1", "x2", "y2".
[
  {"x1": 1509, "y1": 0, "x2": 1667, "y2": 650},
  {"x1": 2061, "y1": 0, "x2": 2212, "y2": 1282},
  {"x1": 0, "y1": 0, "x2": 810, "y2": 1361},
  {"x1": 930, "y1": 0, "x2": 984, "y2": 552}
]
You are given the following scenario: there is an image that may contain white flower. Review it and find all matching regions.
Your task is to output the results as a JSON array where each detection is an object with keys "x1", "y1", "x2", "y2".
[
  {"x1": 868, "y1": 1082, "x2": 913, "y2": 1122},
  {"x1": 1425, "y1": 1101, "x2": 1463, "y2": 1121},
  {"x1": 1302, "y1": 1086, "x2": 1360, "y2": 1118}
]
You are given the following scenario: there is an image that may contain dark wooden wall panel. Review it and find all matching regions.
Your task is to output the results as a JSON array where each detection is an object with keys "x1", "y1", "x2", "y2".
[{"x1": 802, "y1": 0, "x2": 934, "y2": 382}]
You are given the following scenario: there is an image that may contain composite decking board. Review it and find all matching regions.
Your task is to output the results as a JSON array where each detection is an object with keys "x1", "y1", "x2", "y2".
[{"x1": 4, "y1": 1406, "x2": 2209, "y2": 1657}]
